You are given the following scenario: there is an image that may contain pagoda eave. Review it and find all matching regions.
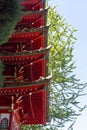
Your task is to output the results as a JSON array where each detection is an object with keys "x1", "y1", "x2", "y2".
[
  {"x1": 3, "y1": 75, "x2": 51, "y2": 89},
  {"x1": 20, "y1": 0, "x2": 46, "y2": 11},
  {"x1": 0, "y1": 53, "x2": 45, "y2": 62},
  {"x1": 0, "y1": 45, "x2": 51, "y2": 57},
  {"x1": 0, "y1": 0, "x2": 50, "y2": 128},
  {"x1": 16, "y1": 9, "x2": 48, "y2": 30},
  {"x1": 22, "y1": 8, "x2": 48, "y2": 16},
  {"x1": 0, "y1": 75, "x2": 51, "y2": 96},
  {"x1": 14, "y1": 25, "x2": 49, "y2": 33}
]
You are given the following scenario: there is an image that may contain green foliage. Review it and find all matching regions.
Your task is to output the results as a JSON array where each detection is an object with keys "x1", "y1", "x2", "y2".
[
  {"x1": 0, "y1": 0, "x2": 21, "y2": 45},
  {"x1": 47, "y1": 7, "x2": 86, "y2": 129},
  {"x1": 0, "y1": 60, "x2": 4, "y2": 88},
  {"x1": 21, "y1": 7, "x2": 86, "y2": 130}
]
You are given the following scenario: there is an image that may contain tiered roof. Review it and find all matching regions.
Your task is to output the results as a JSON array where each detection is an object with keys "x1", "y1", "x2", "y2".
[{"x1": 0, "y1": 0, "x2": 50, "y2": 127}]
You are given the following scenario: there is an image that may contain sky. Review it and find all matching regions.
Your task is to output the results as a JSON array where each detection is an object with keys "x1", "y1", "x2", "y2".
[{"x1": 49, "y1": 0, "x2": 87, "y2": 130}]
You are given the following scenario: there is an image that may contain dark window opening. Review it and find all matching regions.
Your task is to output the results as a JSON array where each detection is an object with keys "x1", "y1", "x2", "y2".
[{"x1": 0, "y1": 118, "x2": 8, "y2": 130}]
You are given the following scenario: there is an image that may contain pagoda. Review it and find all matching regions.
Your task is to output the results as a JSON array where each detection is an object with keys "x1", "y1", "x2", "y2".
[{"x1": 0, "y1": 0, "x2": 51, "y2": 130}]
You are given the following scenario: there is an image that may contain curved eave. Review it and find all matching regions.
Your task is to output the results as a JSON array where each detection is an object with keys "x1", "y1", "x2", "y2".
[
  {"x1": 6, "y1": 26, "x2": 49, "y2": 44},
  {"x1": 14, "y1": 25, "x2": 49, "y2": 34},
  {"x1": 0, "y1": 46, "x2": 51, "y2": 64},
  {"x1": 20, "y1": 0, "x2": 46, "y2": 11},
  {"x1": 16, "y1": 12, "x2": 47, "y2": 30},
  {"x1": 0, "y1": 45, "x2": 51, "y2": 56},
  {"x1": 0, "y1": 75, "x2": 51, "y2": 96},
  {"x1": 22, "y1": 8, "x2": 48, "y2": 16}
]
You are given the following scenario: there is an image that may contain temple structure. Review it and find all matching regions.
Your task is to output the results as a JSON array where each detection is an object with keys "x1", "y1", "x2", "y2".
[{"x1": 0, "y1": 0, "x2": 50, "y2": 129}]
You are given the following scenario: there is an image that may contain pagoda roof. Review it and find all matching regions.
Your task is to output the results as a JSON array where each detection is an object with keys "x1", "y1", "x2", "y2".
[
  {"x1": 7, "y1": 26, "x2": 49, "y2": 45},
  {"x1": 22, "y1": 8, "x2": 48, "y2": 15},
  {"x1": 0, "y1": 75, "x2": 51, "y2": 96},
  {"x1": 0, "y1": 0, "x2": 50, "y2": 125},
  {"x1": 20, "y1": 0, "x2": 46, "y2": 11},
  {"x1": 16, "y1": 9, "x2": 48, "y2": 30},
  {"x1": 14, "y1": 25, "x2": 49, "y2": 34},
  {"x1": 1, "y1": 54, "x2": 44, "y2": 65},
  {"x1": 0, "y1": 46, "x2": 50, "y2": 65},
  {"x1": 0, "y1": 36, "x2": 45, "y2": 53},
  {"x1": 0, "y1": 45, "x2": 51, "y2": 56}
]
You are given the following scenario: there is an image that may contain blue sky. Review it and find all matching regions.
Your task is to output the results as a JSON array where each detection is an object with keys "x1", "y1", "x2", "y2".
[{"x1": 49, "y1": 0, "x2": 87, "y2": 130}]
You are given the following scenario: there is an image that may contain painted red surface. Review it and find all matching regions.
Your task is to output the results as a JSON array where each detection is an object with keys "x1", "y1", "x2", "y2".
[
  {"x1": 0, "y1": 0, "x2": 49, "y2": 129},
  {"x1": 20, "y1": 0, "x2": 44, "y2": 11},
  {"x1": 10, "y1": 113, "x2": 20, "y2": 130}
]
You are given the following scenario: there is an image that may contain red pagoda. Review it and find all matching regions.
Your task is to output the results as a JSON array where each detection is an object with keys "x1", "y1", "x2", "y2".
[{"x1": 0, "y1": 0, "x2": 51, "y2": 129}]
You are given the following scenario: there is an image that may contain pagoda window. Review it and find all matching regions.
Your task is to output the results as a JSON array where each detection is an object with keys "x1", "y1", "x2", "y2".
[{"x1": 0, "y1": 118, "x2": 8, "y2": 130}]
